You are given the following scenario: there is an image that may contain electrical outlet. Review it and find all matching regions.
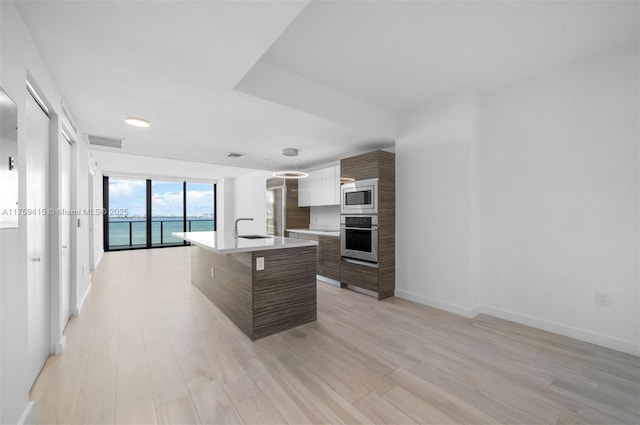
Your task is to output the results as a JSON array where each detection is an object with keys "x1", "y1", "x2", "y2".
[
  {"x1": 595, "y1": 292, "x2": 610, "y2": 307},
  {"x1": 256, "y1": 257, "x2": 264, "y2": 271},
  {"x1": 210, "y1": 267, "x2": 215, "y2": 278}
]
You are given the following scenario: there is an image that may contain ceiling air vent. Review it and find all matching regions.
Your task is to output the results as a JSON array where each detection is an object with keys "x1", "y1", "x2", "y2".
[
  {"x1": 227, "y1": 152, "x2": 245, "y2": 158},
  {"x1": 88, "y1": 134, "x2": 123, "y2": 149}
]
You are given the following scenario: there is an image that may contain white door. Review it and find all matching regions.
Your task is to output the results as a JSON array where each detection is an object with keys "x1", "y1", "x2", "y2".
[
  {"x1": 26, "y1": 91, "x2": 50, "y2": 386},
  {"x1": 60, "y1": 134, "x2": 72, "y2": 328}
]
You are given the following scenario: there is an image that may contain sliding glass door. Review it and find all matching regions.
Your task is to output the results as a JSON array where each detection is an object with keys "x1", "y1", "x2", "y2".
[
  {"x1": 152, "y1": 180, "x2": 185, "y2": 247},
  {"x1": 106, "y1": 178, "x2": 147, "y2": 249},
  {"x1": 186, "y1": 182, "x2": 215, "y2": 232},
  {"x1": 103, "y1": 177, "x2": 215, "y2": 251}
]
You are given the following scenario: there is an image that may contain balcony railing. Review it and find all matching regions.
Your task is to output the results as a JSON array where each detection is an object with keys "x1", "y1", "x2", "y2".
[{"x1": 108, "y1": 218, "x2": 214, "y2": 249}]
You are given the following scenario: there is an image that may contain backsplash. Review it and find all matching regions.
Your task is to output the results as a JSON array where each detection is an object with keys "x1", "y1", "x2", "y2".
[{"x1": 310, "y1": 205, "x2": 340, "y2": 230}]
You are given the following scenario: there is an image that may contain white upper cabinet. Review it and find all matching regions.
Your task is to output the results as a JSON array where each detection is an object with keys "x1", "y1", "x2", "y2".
[
  {"x1": 298, "y1": 165, "x2": 340, "y2": 207},
  {"x1": 309, "y1": 170, "x2": 322, "y2": 206},
  {"x1": 298, "y1": 174, "x2": 311, "y2": 207}
]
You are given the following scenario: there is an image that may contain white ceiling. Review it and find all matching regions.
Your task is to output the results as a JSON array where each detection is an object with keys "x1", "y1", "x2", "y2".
[
  {"x1": 261, "y1": 0, "x2": 640, "y2": 114},
  {"x1": 16, "y1": 1, "x2": 639, "y2": 174},
  {"x1": 15, "y1": 0, "x2": 392, "y2": 172}
]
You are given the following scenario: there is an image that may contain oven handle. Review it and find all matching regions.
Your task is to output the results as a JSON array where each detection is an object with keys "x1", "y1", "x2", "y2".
[
  {"x1": 342, "y1": 258, "x2": 379, "y2": 268},
  {"x1": 341, "y1": 226, "x2": 378, "y2": 230}
]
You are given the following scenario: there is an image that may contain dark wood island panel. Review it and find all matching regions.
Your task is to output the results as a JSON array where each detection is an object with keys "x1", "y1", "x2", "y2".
[
  {"x1": 253, "y1": 245, "x2": 317, "y2": 339},
  {"x1": 190, "y1": 245, "x2": 317, "y2": 340}
]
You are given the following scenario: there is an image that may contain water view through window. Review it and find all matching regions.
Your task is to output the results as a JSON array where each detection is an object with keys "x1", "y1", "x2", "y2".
[{"x1": 105, "y1": 177, "x2": 215, "y2": 251}]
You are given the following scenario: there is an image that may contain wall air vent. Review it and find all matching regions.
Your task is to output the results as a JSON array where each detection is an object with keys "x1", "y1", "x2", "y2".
[
  {"x1": 227, "y1": 152, "x2": 245, "y2": 158},
  {"x1": 88, "y1": 134, "x2": 123, "y2": 149}
]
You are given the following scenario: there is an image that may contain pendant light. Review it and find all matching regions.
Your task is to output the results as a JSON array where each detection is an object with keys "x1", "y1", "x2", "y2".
[{"x1": 272, "y1": 148, "x2": 309, "y2": 179}]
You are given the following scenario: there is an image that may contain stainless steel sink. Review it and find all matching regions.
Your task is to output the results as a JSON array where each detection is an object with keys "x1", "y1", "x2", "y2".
[{"x1": 239, "y1": 235, "x2": 273, "y2": 239}]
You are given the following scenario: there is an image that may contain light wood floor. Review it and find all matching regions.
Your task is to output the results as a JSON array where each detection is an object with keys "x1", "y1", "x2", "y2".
[{"x1": 31, "y1": 247, "x2": 639, "y2": 425}]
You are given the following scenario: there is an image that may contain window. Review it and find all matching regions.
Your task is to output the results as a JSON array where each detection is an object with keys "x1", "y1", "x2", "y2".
[
  {"x1": 103, "y1": 177, "x2": 216, "y2": 251},
  {"x1": 186, "y1": 182, "x2": 215, "y2": 232},
  {"x1": 106, "y1": 178, "x2": 147, "y2": 249},
  {"x1": 151, "y1": 180, "x2": 184, "y2": 247}
]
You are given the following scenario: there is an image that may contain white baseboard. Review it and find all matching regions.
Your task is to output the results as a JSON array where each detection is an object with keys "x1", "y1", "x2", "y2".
[
  {"x1": 395, "y1": 289, "x2": 478, "y2": 318},
  {"x1": 476, "y1": 305, "x2": 640, "y2": 356},
  {"x1": 73, "y1": 282, "x2": 92, "y2": 317},
  {"x1": 395, "y1": 289, "x2": 639, "y2": 356},
  {"x1": 17, "y1": 401, "x2": 34, "y2": 425},
  {"x1": 54, "y1": 335, "x2": 66, "y2": 355}
]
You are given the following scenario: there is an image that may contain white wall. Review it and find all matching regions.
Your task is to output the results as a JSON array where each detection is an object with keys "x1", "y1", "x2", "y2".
[
  {"x1": 93, "y1": 151, "x2": 253, "y2": 182},
  {"x1": 216, "y1": 177, "x2": 234, "y2": 240},
  {"x1": 396, "y1": 92, "x2": 480, "y2": 316},
  {"x1": 0, "y1": 3, "x2": 102, "y2": 422},
  {"x1": 1, "y1": 2, "x2": 60, "y2": 422},
  {"x1": 395, "y1": 44, "x2": 639, "y2": 354},
  {"x1": 310, "y1": 205, "x2": 340, "y2": 229},
  {"x1": 71, "y1": 140, "x2": 102, "y2": 316},
  {"x1": 233, "y1": 170, "x2": 273, "y2": 235},
  {"x1": 477, "y1": 44, "x2": 639, "y2": 353}
]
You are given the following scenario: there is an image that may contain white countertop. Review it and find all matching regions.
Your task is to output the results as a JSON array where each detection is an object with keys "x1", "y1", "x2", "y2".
[
  {"x1": 172, "y1": 231, "x2": 318, "y2": 254},
  {"x1": 287, "y1": 228, "x2": 340, "y2": 238}
]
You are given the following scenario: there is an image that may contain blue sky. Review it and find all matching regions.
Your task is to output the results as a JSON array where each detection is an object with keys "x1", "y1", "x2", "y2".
[{"x1": 109, "y1": 179, "x2": 214, "y2": 217}]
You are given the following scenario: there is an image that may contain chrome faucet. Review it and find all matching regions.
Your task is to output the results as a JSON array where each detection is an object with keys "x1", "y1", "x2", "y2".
[{"x1": 234, "y1": 218, "x2": 253, "y2": 238}]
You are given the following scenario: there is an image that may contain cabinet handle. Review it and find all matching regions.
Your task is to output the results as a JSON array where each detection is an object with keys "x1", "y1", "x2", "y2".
[{"x1": 32, "y1": 257, "x2": 41, "y2": 262}]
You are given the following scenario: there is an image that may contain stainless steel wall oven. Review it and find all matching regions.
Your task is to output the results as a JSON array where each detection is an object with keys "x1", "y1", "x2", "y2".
[{"x1": 340, "y1": 215, "x2": 378, "y2": 264}]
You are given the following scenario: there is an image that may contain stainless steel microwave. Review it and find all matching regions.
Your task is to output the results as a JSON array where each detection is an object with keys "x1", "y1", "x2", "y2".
[{"x1": 340, "y1": 178, "x2": 378, "y2": 215}]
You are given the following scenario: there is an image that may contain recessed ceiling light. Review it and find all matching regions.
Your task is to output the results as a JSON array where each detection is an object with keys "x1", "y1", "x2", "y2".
[{"x1": 125, "y1": 117, "x2": 150, "y2": 128}]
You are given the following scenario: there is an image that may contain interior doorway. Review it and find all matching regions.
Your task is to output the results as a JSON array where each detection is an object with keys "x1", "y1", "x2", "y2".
[
  {"x1": 60, "y1": 131, "x2": 72, "y2": 329},
  {"x1": 25, "y1": 84, "x2": 50, "y2": 387}
]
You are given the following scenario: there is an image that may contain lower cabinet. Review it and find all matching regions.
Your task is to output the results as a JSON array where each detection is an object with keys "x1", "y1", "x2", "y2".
[
  {"x1": 339, "y1": 259, "x2": 378, "y2": 292},
  {"x1": 319, "y1": 236, "x2": 340, "y2": 281},
  {"x1": 288, "y1": 232, "x2": 340, "y2": 281}
]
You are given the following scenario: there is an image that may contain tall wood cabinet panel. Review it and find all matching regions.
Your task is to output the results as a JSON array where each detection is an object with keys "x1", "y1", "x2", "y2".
[
  {"x1": 340, "y1": 150, "x2": 395, "y2": 300},
  {"x1": 267, "y1": 178, "x2": 310, "y2": 231}
]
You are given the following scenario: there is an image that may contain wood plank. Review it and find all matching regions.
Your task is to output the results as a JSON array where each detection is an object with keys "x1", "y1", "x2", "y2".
[
  {"x1": 223, "y1": 375, "x2": 287, "y2": 425},
  {"x1": 190, "y1": 379, "x2": 244, "y2": 425},
  {"x1": 354, "y1": 392, "x2": 418, "y2": 425},
  {"x1": 156, "y1": 395, "x2": 200, "y2": 425},
  {"x1": 115, "y1": 401, "x2": 158, "y2": 425},
  {"x1": 145, "y1": 341, "x2": 189, "y2": 407},
  {"x1": 115, "y1": 345, "x2": 154, "y2": 416},
  {"x1": 383, "y1": 385, "x2": 462, "y2": 425}
]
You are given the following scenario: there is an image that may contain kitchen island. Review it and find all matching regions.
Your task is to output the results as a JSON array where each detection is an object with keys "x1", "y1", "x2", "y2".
[{"x1": 172, "y1": 231, "x2": 318, "y2": 340}]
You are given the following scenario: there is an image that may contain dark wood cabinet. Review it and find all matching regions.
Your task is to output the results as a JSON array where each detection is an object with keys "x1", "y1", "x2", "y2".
[
  {"x1": 267, "y1": 178, "x2": 310, "y2": 232},
  {"x1": 340, "y1": 150, "x2": 395, "y2": 300},
  {"x1": 288, "y1": 232, "x2": 340, "y2": 281},
  {"x1": 319, "y1": 236, "x2": 340, "y2": 281}
]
